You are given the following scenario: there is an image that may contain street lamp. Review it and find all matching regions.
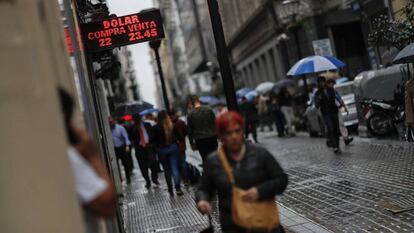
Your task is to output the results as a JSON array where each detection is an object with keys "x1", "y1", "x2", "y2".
[
  {"x1": 281, "y1": 0, "x2": 300, "y2": 23},
  {"x1": 279, "y1": 0, "x2": 309, "y2": 98},
  {"x1": 149, "y1": 40, "x2": 171, "y2": 113}
]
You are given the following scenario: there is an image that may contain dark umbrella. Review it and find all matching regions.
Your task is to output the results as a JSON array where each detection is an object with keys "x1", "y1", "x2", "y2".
[
  {"x1": 393, "y1": 43, "x2": 414, "y2": 64},
  {"x1": 200, "y1": 96, "x2": 221, "y2": 106},
  {"x1": 114, "y1": 101, "x2": 154, "y2": 118},
  {"x1": 272, "y1": 79, "x2": 295, "y2": 92},
  {"x1": 139, "y1": 108, "x2": 160, "y2": 117}
]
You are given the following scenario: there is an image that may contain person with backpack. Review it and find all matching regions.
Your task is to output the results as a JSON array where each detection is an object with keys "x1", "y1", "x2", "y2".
[{"x1": 187, "y1": 95, "x2": 218, "y2": 168}]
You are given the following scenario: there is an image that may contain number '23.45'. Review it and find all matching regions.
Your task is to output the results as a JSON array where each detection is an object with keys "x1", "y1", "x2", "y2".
[{"x1": 128, "y1": 29, "x2": 158, "y2": 41}]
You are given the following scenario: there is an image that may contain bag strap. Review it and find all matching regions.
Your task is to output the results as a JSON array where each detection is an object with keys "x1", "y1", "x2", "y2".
[{"x1": 217, "y1": 147, "x2": 235, "y2": 185}]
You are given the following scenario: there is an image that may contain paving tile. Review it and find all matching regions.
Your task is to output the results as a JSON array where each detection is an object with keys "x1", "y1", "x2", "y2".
[{"x1": 260, "y1": 133, "x2": 414, "y2": 232}]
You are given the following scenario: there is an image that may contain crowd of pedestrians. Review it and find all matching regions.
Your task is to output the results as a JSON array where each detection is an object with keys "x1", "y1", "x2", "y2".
[{"x1": 61, "y1": 90, "x2": 293, "y2": 233}]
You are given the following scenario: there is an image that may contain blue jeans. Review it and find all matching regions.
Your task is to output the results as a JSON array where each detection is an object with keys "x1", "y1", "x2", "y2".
[{"x1": 158, "y1": 144, "x2": 181, "y2": 190}]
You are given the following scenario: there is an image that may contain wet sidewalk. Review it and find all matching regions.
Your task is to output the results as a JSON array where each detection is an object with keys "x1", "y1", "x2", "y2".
[{"x1": 120, "y1": 150, "x2": 330, "y2": 233}]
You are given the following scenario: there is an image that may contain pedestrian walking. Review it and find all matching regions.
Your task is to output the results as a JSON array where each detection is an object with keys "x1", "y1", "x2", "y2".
[
  {"x1": 59, "y1": 88, "x2": 116, "y2": 233},
  {"x1": 196, "y1": 111, "x2": 288, "y2": 233},
  {"x1": 154, "y1": 110, "x2": 184, "y2": 196},
  {"x1": 268, "y1": 92, "x2": 285, "y2": 137},
  {"x1": 239, "y1": 96, "x2": 259, "y2": 143},
  {"x1": 110, "y1": 117, "x2": 133, "y2": 183},
  {"x1": 131, "y1": 116, "x2": 159, "y2": 188},
  {"x1": 258, "y1": 95, "x2": 273, "y2": 132},
  {"x1": 121, "y1": 118, "x2": 135, "y2": 170},
  {"x1": 169, "y1": 109, "x2": 189, "y2": 183},
  {"x1": 187, "y1": 95, "x2": 218, "y2": 167},
  {"x1": 314, "y1": 77, "x2": 341, "y2": 153},
  {"x1": 335, "y1": 91, "x2": 354, "y2": 145},
  {"x1": 278, "y1": 87, "x2": 295, "y2": 136}
]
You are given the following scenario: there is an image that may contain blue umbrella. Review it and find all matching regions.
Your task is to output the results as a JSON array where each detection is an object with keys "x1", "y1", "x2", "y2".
[
  {"x1": 199, "y1": 96, "x2": 221, "y2": 106},
  {"x1": 287, "y1": 56, "x2": 346, "y2": 76},
  {"x1": 336, "y1": 77, "x2": 350, "y2": 84},
  {"x1": 245, "y1": 90, "x2": 258, "y2": 101},
  {"x1": 236, "y1": 88, "x2": 253, "y2": 98},
  {"x1": 139, "y1": 108, "x2": 160, "y2": 116}
]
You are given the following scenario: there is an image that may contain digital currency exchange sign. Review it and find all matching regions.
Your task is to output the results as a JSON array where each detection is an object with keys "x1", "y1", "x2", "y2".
[{"x1": 81, "y1": 9, "x2": 165, "y2": 53}]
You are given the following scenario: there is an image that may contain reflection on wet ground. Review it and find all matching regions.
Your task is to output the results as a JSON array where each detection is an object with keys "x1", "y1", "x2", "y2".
[{"x1": 262, "y1": 132, "x2": 414, "y2": 232}]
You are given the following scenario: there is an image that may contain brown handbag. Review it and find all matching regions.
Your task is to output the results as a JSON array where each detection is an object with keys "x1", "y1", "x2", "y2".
[{"x1": 217, "y1": 147, "x2": 280, "y2": 232}]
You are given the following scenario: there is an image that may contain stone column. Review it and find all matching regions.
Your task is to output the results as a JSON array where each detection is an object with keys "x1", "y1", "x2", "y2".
[
  {"x1": 247, "y1": 63, "x2": 257, "y2": 88},
  {"x1": 260, "y1": 55, "x2": 270, "y2": 82},
  {"x1": 265, "y1": 50, "x2": 277, "y2": 81},
  {"x1": 273, "y1": 45, "x2": 286, "y2": 80},
  {"x1": 253, "y1": 60, "x2": 261, "y2": 85}
]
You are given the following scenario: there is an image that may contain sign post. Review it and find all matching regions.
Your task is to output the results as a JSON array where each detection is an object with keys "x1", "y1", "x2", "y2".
[
  {"x1": 81, "y1": 9, "x2": 165, "y2": 53},
  {"x1": 312, "y1": 38, "x2": 334, "y2": 56},
  {"x1": 206, "y1": 0, "x2": 238, "y2": 111}
]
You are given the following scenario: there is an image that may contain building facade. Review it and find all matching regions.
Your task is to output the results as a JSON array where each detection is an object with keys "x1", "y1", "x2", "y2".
[
  {"x1": 219, "y1": 0, "x2": 407, "y2": 88},
  {"x1": 153, "y1": 0, "x2": 222, "y2": 110}
]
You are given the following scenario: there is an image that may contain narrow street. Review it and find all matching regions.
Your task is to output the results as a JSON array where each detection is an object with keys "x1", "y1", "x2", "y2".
[
  {"x1": 121, "y1": 132, "x2": 414, "y2": 232},
  {"x1": 263, "y1": 133, "x2": 414, "y2": 232}
]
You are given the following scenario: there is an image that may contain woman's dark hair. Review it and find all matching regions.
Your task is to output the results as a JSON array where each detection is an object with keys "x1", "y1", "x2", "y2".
[
  {"x1": 157, "y1": 110, "x2": 173, "y2": 143},
  {"x1": 58, "y1": 87, "x2": 78, "y2": 145}
]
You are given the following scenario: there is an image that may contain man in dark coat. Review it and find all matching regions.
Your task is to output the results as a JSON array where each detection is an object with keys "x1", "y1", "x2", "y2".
[
  {"x1": 314, "y1": 77, "x2": 341, "y2": 153},
  {"x1": 239, "y1": 97, "x2": 259, "y2": 143},
  {"x1": 131, "y1": 116, "x2": 159, "y2": 188}
]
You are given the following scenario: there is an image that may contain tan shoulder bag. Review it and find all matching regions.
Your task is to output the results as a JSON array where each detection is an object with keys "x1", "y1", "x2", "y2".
[{"x1": 218, "y1": 147, "x2": 280, "y2": 232}]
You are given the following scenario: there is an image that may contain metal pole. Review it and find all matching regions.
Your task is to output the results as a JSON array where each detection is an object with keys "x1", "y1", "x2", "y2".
[
  {"x1": 293, "y1": 27, "x2": 308, "y2": 100},
  {"x1": 207, "y1": 0, "x2": 238, "y2": 111},
  {"x1": 153, "y1": 46, "x2": 171, "y2": 113}
]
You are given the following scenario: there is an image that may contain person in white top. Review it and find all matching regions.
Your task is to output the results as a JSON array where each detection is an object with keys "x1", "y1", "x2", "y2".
[{"x1": 59, "y1": 88, "x2": 116, "y2": 233}]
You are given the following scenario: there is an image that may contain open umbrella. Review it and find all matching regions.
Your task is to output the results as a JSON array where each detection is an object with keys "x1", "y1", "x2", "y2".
[
  {"x1": 199, "y1": 96, "x2": 221, "y2": 106},
  {"x1": 255, "y1": 82, "x2": 275, "y2": 95},
  {"x1": 245, "y1": 90, "x2": 258, "y2": 101},
  {"x1": 336, "y1": 77, "x2": 350, "y2": 84},
  {"x1": 273, "y1": 79, "x2": 295, "y2": 92},
  {"x1": 287, "y1": 55, "x2": 346, "y2": 76},
  {"x1": 139, "y1": 108, "x2": 160, "y2": 117},
  {"x1": 393, "y1": 43, "x2": 414, "y2": 64},
  {"x1": 114, "y1": 101, "x2": 153, "y2": 117},
  {"x1": 236, "y1": 88, "x2": 253, "y2": 98}
]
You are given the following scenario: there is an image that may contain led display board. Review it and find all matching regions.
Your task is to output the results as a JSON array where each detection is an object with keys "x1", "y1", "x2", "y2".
[{"x1": 81, "y1": 9, "x2": 165, "y2": 52}]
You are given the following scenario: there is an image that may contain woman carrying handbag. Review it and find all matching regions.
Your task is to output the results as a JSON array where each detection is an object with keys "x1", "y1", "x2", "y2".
[{"x1": 196, "y1": 111, "x2": 288, "y2": 233}]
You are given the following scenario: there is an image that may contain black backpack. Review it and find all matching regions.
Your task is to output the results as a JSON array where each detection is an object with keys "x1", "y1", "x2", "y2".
[{"x1": 186, "y1": 162, "x2": 201, "y2": 184}]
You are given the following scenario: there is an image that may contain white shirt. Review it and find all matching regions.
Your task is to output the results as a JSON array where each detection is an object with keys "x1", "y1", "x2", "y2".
[
  {"x1": 140, "y1": 122, "x2": 150, "y2": 144},
  {"x1": 67, "y1": 147, "x2": 108, "y2": 203},
  {"x1": 67, "y1": 147, "x2": 108, "y2": 233}
]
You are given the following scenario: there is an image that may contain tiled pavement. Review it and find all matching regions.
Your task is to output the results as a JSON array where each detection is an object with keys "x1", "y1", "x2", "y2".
[
  {"x1": 259, "y1": 132, "x2": 414, "y2": 233},
  {"x1": 120, "y1": 167, "x2": 330, "y2": 233},
  {"x1": 120, "y1": 132, "x2": 414, "y2": 232}
]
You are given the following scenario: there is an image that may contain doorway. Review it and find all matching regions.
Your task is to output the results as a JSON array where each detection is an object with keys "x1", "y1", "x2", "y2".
[{"x1": 330, "y1": 21, "x2": 370, "y2": 78}]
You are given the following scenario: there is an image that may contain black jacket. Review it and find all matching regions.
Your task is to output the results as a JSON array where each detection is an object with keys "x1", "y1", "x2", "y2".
[
  {"x1": 196, "y1": 143, "x2": 288, "y2": 232},
  {"x1": 130, "y1": 122, "x2": 155, "y2": 147},
  {"x1": 314, "y1": 87, "x2": 338, "y2": 114},
  {"x1": 239, "y1": 101, "x2": 259, "y2": 123},
  {"x1": 153, "y1": 124, "x2": 182, "y2": 148}
]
